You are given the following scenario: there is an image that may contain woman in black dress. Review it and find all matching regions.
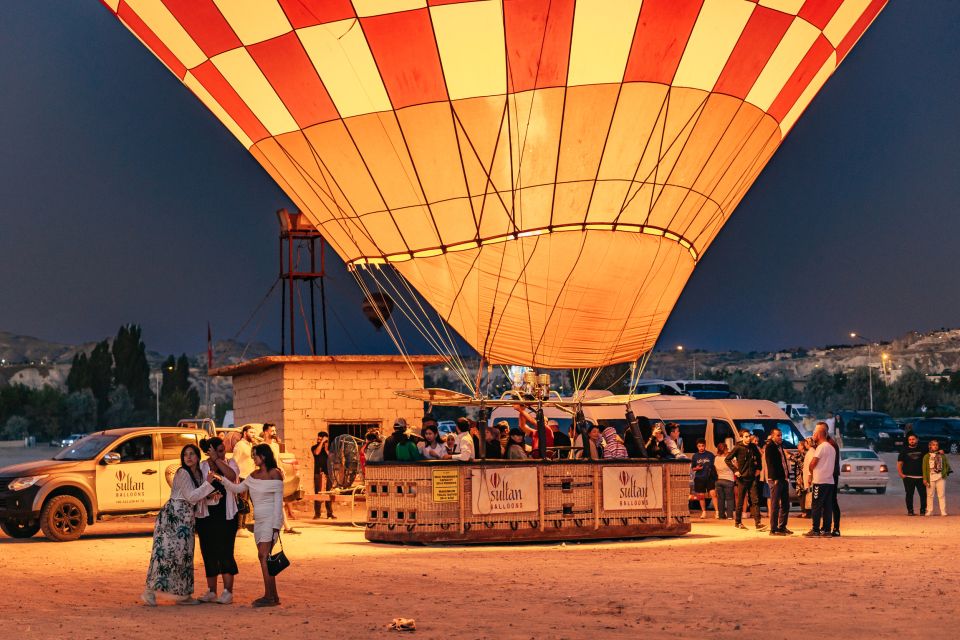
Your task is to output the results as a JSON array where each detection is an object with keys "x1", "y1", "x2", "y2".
[{"x1": 196, "y1": 437, "x2": 240, "y2": 605}]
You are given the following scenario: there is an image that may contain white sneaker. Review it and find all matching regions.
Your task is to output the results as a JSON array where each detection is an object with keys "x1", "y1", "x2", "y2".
[
  {"x1": 942, "y1": 513, "x2": 949, "y2": 517},
  {"x1": 925, "y1": 513, "x2": 933, "y2": 517},
  {"x1": 198, "y1": 591, "x2": 218, "y2": 603},
  {"x1": 236, "y1": 529, "x2": 250, "y2": 538},
  {"x1": 216, "y1": 590, "x2": 233, "y2": 604},
  {"x1": 141, "y1": 590, "x2": 156, "y2": 607},
  {"x1": 699, "y1": 511, "x2": 707, "y2": 519}
]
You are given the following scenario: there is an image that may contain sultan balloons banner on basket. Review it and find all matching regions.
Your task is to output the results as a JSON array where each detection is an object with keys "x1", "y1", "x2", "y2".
[
  {"x1": 102, "y1": 0, "x2": 886, "y2": 368},
  {"x1": 602, "y1": 466, "x2": 663, "y2": 510},
  {"x1": 471, "y1": 467, "x2": 538, "y2": 515}
]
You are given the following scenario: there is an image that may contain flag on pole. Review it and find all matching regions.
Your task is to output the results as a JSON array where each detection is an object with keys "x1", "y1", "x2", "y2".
[{"x1": 207, "y1": 322, "x2": 213, "y2": 370}]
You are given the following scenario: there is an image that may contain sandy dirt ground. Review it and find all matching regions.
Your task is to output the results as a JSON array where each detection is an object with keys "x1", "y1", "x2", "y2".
[{"x1": 2, "y1": 451, "x2": 959, "y2": 640}]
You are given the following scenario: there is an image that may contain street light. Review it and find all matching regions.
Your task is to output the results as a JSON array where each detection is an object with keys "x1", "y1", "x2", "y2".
[
  {"x1": 850, "y1": 332, "x2": 875, "y2": 411},
  {"x1": 155, "y1": 364, "x2": 174, "y2": 424},
  {"x1": 676, "y1": 345, "x2": 697, "y2": 379}
]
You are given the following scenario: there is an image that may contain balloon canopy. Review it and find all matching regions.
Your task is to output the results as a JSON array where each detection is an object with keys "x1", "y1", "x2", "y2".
[{"x1": 102, "y1": 0, "x2": 885, "y2": 368}]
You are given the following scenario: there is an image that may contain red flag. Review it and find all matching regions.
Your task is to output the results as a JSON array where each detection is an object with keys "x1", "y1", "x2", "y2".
[{"x1": 207, "y1": 322, "x2": 213, "y2": 370}]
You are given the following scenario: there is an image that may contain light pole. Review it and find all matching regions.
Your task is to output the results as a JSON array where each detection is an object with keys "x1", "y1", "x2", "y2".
[
  {"x1": 850, "y1": 332, "x2": 875, "y2": 411},
  {"x1": 155, "y1": 371, "x2": 161, "y2": 424}
]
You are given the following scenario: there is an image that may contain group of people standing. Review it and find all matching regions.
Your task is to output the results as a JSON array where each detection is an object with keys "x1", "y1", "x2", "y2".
[
  {"x1": 142, "y1": 431, "x2": 287, "y2": 608},
  {"x1": 684, "y1": 423, "x2": 842, "y2": 537},
  {"x1": 898, "y1": 433, "x2": 952, "y2": 516}
]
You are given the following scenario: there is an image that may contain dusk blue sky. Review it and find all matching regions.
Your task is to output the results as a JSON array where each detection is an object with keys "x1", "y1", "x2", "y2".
[{"x1": 1, "y1": 2, "x2": 958, "y2": 360}]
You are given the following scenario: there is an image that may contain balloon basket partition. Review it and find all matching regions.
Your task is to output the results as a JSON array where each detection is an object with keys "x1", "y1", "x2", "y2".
[{"x1": 364, "y1": 460, "x2": 691, "y2": 544}]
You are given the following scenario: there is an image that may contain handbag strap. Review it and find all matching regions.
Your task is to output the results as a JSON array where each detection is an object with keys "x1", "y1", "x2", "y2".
[{"x1": 273, "y1": 531, "x2": 283, "y2": 553}]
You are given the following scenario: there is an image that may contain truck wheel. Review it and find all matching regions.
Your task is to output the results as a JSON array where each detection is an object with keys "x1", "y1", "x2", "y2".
[
  {"x1": 40, "y1": 495, "x2": 87, "y2": 542},
  {"x1": 877, "y1": 487, "x2": 886, "y2": 494},
  {"x1": 1, "y1": 520, "x2": 40, "y2": 539}
]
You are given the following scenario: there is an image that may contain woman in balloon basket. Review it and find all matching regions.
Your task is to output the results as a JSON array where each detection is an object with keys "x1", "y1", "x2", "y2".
[
  {"x1": 142, "y1": 444, "x2": 217, "y2": 606},
  {"x1": 212, "y1": 444, "x2": 286, "y2": 607}
]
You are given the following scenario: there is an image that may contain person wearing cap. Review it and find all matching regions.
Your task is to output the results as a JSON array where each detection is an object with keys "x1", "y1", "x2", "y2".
[
  {"x1": 444, "y1": 417, "x2": 475, "y2": 461},
  {"x1": 383, "y1": 418, "x2": 409, "y2": 462}
]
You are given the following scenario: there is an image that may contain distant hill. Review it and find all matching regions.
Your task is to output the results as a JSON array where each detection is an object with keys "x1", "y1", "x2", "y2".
[
  {"x1": 0, "y1": 332, "x2": 277, "y2": 401},
  {"x1": 4, "y1": 327, "x2": 960, "y2": 395}
]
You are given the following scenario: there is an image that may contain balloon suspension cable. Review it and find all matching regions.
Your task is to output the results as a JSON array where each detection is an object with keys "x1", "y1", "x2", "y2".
[{"x1": 351, "y1": 265, "x2": 476, "y2": 395}]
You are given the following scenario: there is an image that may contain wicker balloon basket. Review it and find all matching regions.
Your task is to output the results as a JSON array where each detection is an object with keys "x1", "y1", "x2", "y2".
[{"x1": 365, "y1": 459, "x2": 691, "y2": 544}]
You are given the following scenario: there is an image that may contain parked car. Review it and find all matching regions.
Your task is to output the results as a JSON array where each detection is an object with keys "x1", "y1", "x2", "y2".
[
  {"x1": 0, "y1": 425, "x2": 302, "y2": 542},
  {"x1": 906, "y1": 418, "x2": 959, "y2": 454},
  {"x1": 436, "y1": 421, "x2": 457, "y2": 437},
  {"x1": 838, "y1": 448, "x2": 889, "y2": 494},
  {"x1": 836, "y1": 411, "x2": 904, "y2": 451},
  {"x1": 49, "y1": 433, "x2": 86, "y2": 448},
  {"x1": 1, "y1": 427, "x2": 212, "y2": 541}
]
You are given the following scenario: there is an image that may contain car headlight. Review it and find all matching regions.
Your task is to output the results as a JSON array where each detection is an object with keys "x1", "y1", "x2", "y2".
[
  {"x1": 878, "y1": 432, "x2": 889, "y2": 438},
  {"x1": 7, "y1": 475, "x2": 47, "y2": 492}
]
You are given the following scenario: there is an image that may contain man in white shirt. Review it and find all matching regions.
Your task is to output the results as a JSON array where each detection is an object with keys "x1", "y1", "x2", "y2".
[
  {"x1": 445, "y1": 418, "x2": 475, "y2": 461},
  {"x1": 233, "y1": 425, "x2": 256, "y2": 478},
  {"x1": 804, "y1": 422, "x2": 837, "y2": 537}
]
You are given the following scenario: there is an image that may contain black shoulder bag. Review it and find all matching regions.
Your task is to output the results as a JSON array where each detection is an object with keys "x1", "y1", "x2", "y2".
[{"x1": 266, "y1": 534, "x2": 290, "y2": 576}]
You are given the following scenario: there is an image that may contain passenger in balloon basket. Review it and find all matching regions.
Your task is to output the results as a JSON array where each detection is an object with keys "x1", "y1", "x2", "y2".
[
  {"x1": 444, "y1": 433, "x2": 458, "y2": 456},
  {"x1": 551, "y1": 419, "x2": 572, "y2": 458},
  {"x1": 644, "y1": 424, "x2": 672, "y2": 459},
  {"x1": 505, "y1": 428, "x2": 529, "y2": 460},
  {"x1": 664, "y1": 423, "x2": 688, "y2": 459},
  {"x1": 444, "y1": 418, "x2": 475, "y2": 461},
  {"x1": 496, "y1": 420, "x2": 510, "y2": 453},
  {"x1": 418, "y1": 420, "x2": 447, "y2": 460},
  {"x1": 725, "y1": 430, "x2": 766, "y2": 531},
  {"x1": 600, "y1": 423, "x2": 628, "y2": 460},
  {"x1": 361, "y1": 429, "x2": 384, "y2": 470},
  {"x1": 483, "y1": 425, "x2": 503, "y2": 459},
  {"x1": 310, "y1": 432, "x2": 335, "y2": 520},
  {"x1": 573, "y1": 423, "x2": 603, "y2": 460},
  {"x1": 382, "y1": 418, "x2": 409, "y2": 461},
  {"x1": 513, "y1": 404, "x2": 553, "y2": 458}
]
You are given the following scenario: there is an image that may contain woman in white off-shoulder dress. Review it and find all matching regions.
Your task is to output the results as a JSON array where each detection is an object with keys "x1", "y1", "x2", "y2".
[{"x1": 216, "y1": 443, "x2": 285, "y2": 607}]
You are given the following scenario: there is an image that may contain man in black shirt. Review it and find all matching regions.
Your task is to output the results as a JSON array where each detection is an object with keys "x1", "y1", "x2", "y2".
[
  {"x1": 310, "y1": 431, "x2": 335, "y2": 519},
  {"x1": 763, "y1": 427, "x2": 791, "y2": 535},
  {"x1": 898, "y1": 433, "x2": 927, "y2": 515},
  {"x1": 383, "y1": 418, "x2": 408, "y2": 462},
  {"x1": 550, "y1": 419, "x2": 572, "y2": 458},
  {"x1": 725, "y1": 430, "x2": 766, "y2": 531}
]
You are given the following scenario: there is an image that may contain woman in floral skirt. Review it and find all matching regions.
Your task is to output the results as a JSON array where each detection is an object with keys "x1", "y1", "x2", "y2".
[{"x1": 141, "y1": 444, "x2": 217, "y2": 606}]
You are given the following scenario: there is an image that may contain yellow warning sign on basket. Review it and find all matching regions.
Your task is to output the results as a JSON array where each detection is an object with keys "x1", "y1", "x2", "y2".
[{"x1": 432, "y1": 469, "x2": 459, "y2": 503}]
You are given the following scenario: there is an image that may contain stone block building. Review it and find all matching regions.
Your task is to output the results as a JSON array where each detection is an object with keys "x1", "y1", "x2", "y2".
[{"x1": 210, "y1": 355, "x2": 446, "y2": 481}]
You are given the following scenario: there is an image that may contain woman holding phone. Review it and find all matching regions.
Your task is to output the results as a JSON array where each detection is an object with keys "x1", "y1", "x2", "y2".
[
  {"x1": 196, "y1": 437, "x2": 240, "y2": 604},
  {"x1": 213, "y1": 444, "x2": 284, "y2": 607}
]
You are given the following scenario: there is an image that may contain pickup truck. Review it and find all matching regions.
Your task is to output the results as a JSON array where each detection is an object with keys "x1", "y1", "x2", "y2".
[{"x1": 0, "y1": 426, "x2": 301, "y2": 541}]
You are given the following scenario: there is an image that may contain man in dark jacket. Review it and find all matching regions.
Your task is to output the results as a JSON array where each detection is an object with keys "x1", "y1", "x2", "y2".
[
  {"x1": 382, "y1": 418, "x2": 408, "y2": 462},
  {"x1": 763, "y1": 427, "x2": 792, "y2": 535},
  {"x1": 726, "y1": 430, "x2": 766, "y2": 531}
]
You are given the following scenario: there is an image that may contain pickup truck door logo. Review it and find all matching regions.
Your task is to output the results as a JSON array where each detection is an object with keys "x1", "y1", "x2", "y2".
[{"x1": 115, "y1": 470, "x2": 145, "y2": 499}]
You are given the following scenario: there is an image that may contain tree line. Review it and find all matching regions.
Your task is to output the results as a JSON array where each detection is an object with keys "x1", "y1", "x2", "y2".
[
  {"x1": 705, "y1": 366, "x2": 960, "y2": 417},
  {"x1": 1, "y1": 324, "x2": 201, "y2": 441}
]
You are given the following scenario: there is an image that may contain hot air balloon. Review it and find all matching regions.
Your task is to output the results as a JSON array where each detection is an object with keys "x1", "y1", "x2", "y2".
[
  {"x1": 101, "y1": 0, "x2": 886, "y2": 375},
  {"x1": 361, "y1": 291, "x2": 395, "y2": 331}
]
